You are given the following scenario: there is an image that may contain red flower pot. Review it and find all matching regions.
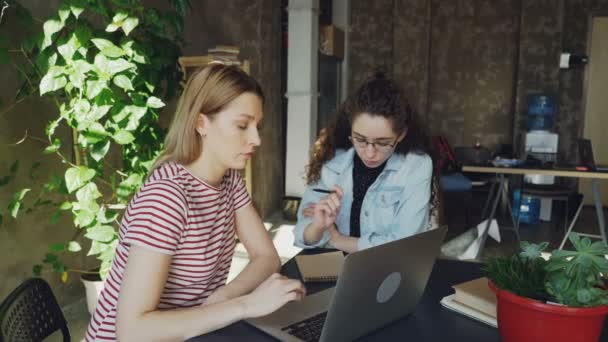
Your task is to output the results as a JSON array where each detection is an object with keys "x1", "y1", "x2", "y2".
[{"x1": 488, "y1": 281, "x2": 608, "y2": 342}]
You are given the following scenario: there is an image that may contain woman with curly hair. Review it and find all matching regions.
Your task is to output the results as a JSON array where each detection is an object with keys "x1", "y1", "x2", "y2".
[{"x1": 293, "y1": 72, "x2": 435, "y2": 253}]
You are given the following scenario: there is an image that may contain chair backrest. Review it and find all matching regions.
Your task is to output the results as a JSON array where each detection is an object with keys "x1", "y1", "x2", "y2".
[
  {"x1": 427, "y1": 177, "x2": 445, "y2": 230},
  {"x1": 0, "y1": 278, "x2": 70, "y2": 342},
  {"x1": 432, "y1": 136, "x2": 460, "y2": 174}
]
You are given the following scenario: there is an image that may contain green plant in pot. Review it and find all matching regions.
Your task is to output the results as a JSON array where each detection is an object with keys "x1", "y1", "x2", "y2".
[
  {"x1": 2, "y1": 0, "x2": 189, "y2": 306},
  {"x1": 484, "y1": 233, "x2": 608, "y2": 342}
]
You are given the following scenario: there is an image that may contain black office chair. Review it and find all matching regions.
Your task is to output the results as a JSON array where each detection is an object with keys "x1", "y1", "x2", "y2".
[{"x1": 0, "y1": 278, "x2": 70, "y2": 342}]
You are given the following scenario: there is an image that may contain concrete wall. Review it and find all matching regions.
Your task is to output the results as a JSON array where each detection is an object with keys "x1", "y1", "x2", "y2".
[
  {"x1": 178, "y1": 0, "x2": 284, "y2": 218},
  {"x1": 349, "y1": 0, "x2": 608, "y2": 159}
]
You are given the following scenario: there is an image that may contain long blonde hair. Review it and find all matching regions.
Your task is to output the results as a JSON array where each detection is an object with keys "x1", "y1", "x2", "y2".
[{"x1": 153, "y1": 64, "x2": 264, "y2": 169}]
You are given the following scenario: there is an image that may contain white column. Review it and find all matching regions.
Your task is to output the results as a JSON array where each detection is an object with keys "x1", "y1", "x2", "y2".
[
  {"x1": 333, "y1": 0, "x2": 350, "y2": 102},
  {"x1": 285, "y1": 0, "x2": 319, "y2": 197}
]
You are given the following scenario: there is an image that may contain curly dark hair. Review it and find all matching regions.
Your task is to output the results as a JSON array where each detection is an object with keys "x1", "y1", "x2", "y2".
[{"x1": 306, "y1": 72, "x2": 434, "y2": 184}]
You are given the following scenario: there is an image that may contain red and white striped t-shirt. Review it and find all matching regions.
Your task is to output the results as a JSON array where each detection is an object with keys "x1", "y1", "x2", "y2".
[{"x1": 86, "y1": 162, "x2": 251, "y2": 341}]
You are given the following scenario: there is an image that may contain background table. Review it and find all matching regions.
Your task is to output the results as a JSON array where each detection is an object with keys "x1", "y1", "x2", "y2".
[{"x1": 462, "y1": 165, "x2": 608, "y2": 257}]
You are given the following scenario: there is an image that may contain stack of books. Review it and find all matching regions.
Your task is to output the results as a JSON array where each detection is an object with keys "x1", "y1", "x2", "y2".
[
  {"x1": 440, "y1": 277, "x2": 498, "y2": 327},
  {"x1": 207, "y1": 45, "x2": 242, "y2": 66}
]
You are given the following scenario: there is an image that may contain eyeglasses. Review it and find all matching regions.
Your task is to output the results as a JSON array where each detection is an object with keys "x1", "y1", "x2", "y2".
[{"x1": 348, "y1": 135, "x2": 397, "y2": 154}]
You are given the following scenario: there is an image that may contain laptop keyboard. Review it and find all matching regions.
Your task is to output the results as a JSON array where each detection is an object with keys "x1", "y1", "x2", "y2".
[{"x1": 281, "y1": 311, "x2": 328, "y2": 342}]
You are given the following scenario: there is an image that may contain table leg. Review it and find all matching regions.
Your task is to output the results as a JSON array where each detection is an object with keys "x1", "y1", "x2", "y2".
[
  {"x1": 503, "y1": 181, "x2": 521, "y2": 243},
  {"x1": 592, "y1": 179, "x2": 607, "y2": 244},
  {"x1": 481, "y1": 178, "x2": 498, "y2": 219},
  {"x1": 475, "y1": 174, "x2": 505, "y2": 260},
  {"x1": 559, "y1": 195, "x2": 586, "y2": 249}
]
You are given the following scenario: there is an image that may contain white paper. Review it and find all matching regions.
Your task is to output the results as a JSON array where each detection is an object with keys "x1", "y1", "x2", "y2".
[{"x1": 457, "y1": 219, "x2": 501, "y2": 260}]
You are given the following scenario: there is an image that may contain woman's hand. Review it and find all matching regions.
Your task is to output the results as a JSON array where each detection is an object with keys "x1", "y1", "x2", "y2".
[
  {"x1": 302, "y1": 203, "x2": 316, "y2": 218},
  {"x1": 311, "y1": 186, "x2": 344, "y2": 231},
  {"x1": 243, "y1": 273, "x2": 306, "y2": 318}
]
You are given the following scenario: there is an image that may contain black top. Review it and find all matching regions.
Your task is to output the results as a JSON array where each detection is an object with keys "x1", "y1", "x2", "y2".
[{"x1": 349, "y1": 153, "x2": 387, "y2": 237}]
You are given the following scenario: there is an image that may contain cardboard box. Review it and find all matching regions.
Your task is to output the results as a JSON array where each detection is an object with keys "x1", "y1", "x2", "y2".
[{"x1": 319, "y1": 25, "x2": 344, "y2": 59}]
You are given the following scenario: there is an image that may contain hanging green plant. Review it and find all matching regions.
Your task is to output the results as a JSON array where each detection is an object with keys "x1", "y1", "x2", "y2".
[{"x1": 2, "y1": 0, "x2": 190, "y2": 281}]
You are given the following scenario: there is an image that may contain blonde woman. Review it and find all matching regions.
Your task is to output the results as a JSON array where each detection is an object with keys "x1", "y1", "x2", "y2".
[{"x1": 86, "y1": 64, "x2": 305, "y2": 341}]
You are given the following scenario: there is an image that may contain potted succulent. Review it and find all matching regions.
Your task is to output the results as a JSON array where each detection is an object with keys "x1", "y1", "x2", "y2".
[
  {"x1": 1, "y1": 0, "x2": 189, "y2": 313},
  {"x1": 484, "y1": 233, "x2": 608, "y2": 342}
]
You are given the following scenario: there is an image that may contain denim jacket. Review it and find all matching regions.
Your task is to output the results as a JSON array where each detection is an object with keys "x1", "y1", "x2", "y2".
[{"x1": 293, "y1": 148, "x2": 433, "y2": 251}]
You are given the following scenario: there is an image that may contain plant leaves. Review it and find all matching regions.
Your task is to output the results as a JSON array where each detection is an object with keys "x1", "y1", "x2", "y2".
[
  {"x1": 40, "y1": 73, "x2": 67, "y2": 95},
  {"x1": 70, "y1": 5, "x2": 84, "y2": 19},
  {"x1": 46, "y1": 119, "x2": 60, "y2": 136},
  {"x1": 43, "y1": 138, "x2": 61, "y2": 154},
  {"x1": 9, "y1": 188, "x2": 31, "y2": 218},
  {"x1": 32, "y1": 265, "x2": 42, "y2": 276},
  {"x1": 72, "y1": 59, "x2": 92, "y2": 75},
  {"x1": 58, "y1": 34, "x2": 80, "y2": 61},
  {"x1": 90, "y1": 140, "x2": 111, "y2": 161},
  {"x1": 0, "y1": 175, "x2": 11, "y2": 187},
  {"x1": 43, "y1": 18, "x2": 64, "y2": 40},
  {"x1": 113, "y1": 74, "x2": 133, "y2": 91},
  {"x1": 49, "y1": 211, "x2": 62, "y2": 224},
  {"x1": 122, "y1": 17, "x2": 139, "y2": 36},
  {"x1": 105, "y1": 23, "x2": 120, "y2": 32},
  {"x1": 75, "y1": 182, "x2": 102, "y2": 203},
  {"x1": 74, "y1": 98, "x2": 91, "y2": 115},
  {"x1": 43, "y1": 253, "x2": 58, "y2": 264},
  {"x1": 85, "y1": 225, "x2": 116, "y2": 243},
  {"x1": 88, "y1": 240, "x2": 110, "y2": 256},
  {"x1": 10, "y1": 160, "x2": 19, "y2": 173},
  {"x1": 90, "y1": 105, "x2": 112, "y2": 120},
  {"x1": 107, "y1": 58, "x2": 135, "y2": 75},
  {"x1": 58, "y1": 5, "x2": 71, "y2": 23},
  {"x1": 146, "y1": 96, "x2": 165, "y2": 109},
  {"x1": 96, "y1": 208, "x2": 119, "y2": 224},
  {"x1": 52, "y1": 261, "x2": 65, "y2": 274},
  {"x1": 112, "y1": 12, "x2": 129, "y2": 22},
  {"x1": 59, "y1": 201, "x2": 72, "y2": 210},
  {"x1": 519, "y1": 241, "x2": 548, "y2": 260},
  {"x1": 91, "y1": 38, "x2": 125, "y2": 58},
  {"x1": 81, "y1": 122, "x2": 109, "y2": 144},
  {"x1": 85, "y1": 79, "x2": 106, "y2": 99},
  {"x1": 117, "y1": 173, "x2": 143, "y2": 198},
  {"x1": 74, "y1": 209, "x2": 95, "y2": 228},
  {"x1": 65, "y1": 166, "x2": 96, "y2": 193},
  {"x1": 113, "y1": 130, "x2": 135, "y2": 144},
  {"x1": 68, "y1": 241, "x2": 82, "y2": 252},
  {"x1": 50, "y1": 243, "x2": 65, "y2": 252}
]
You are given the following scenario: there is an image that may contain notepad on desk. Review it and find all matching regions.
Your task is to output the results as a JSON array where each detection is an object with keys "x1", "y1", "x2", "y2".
[
  {"x1": 295, "y1": 251, "x2": 345, "y2": 282},
  {"x1": 440, "y1": 277, "x2": 497, "y2": 328}
]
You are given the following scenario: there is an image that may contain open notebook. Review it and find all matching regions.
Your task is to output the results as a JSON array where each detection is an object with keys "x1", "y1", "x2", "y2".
[{"x1": 295, "y1": 251, "x2": 345, "y2": 282}]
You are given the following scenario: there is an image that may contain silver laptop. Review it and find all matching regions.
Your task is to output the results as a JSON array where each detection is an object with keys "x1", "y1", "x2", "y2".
[{"x1": 246, "y1": 226, "x2": 448, "y2": 342}]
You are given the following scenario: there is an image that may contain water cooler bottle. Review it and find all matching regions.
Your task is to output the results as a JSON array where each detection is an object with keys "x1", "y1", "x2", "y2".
[{"x1": 522, "y1": 94, "x2": 558, "y2": 222}]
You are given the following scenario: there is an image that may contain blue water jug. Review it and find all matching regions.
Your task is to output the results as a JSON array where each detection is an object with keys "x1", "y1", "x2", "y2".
[
  {"x1": 513, "y1": 189, "x2": 540, "y2": 225},
  {"x1": 527, "y1": 93, "x2": 555, "y2": 131}
]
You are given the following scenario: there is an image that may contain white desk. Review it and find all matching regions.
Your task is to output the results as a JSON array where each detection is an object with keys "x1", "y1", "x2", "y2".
[{"x1": 462, "y1": 166, "x2": 608, "y2": 256}]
